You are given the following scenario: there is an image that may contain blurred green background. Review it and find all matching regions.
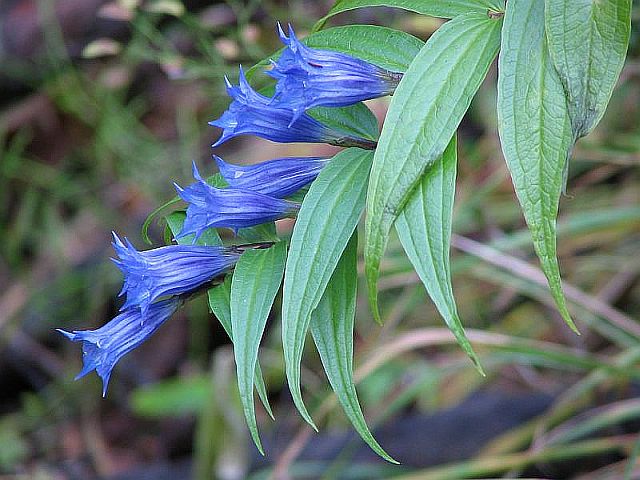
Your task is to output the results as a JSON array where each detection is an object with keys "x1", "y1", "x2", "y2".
[{"x1": 1, "y1": 1, "x2": 640, "y2": 478}]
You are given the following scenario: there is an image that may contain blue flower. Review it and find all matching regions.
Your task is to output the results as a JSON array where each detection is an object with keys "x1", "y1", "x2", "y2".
[
  {"x1": 111, "y1": 233, "x2": 240, "y2": 314},
  {"x1": 268, "y1": 24, "x2": 402, "y2": 119},
  {"x1": 214, "y1": 154, "x2": 328, "y2": 198},
  {"x1": 209, "y1": 67, "x2": 375, "y2": 149},
  {"x1": 175, "y1": 163, "x2": 300, "y2": 240},
  {"x1": 58, "y1": 298, "x2": 181, "y2": 396}
]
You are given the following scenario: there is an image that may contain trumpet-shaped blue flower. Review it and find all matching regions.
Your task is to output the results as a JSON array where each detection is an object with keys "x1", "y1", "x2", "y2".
[
  {"x1": 112, "y1": 233, "x2": 240, "y2": 314},
  {"x1": 214, "y1": 155, "x2": 328, "y2": 198},
  {"x1": 268, "y1": 24, "x2": 403, "y2": 119},
  {"x1": 175, "y1": 163, "x2": 300, "y2": 240},
  {"x1": 209, "y1": 67, "x2": 375, "y2": 149},
  {"x1": 58, "y1": 298, "x2": 181, "y2": 396}
]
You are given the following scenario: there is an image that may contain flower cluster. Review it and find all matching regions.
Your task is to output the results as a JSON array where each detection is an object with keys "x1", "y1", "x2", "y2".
[
  {"x1": 60, "y1": 24, "x2": 402, "y2": 393},
  {"x1": 58, "y1": 235, "x2": 242, "y2": 393}
]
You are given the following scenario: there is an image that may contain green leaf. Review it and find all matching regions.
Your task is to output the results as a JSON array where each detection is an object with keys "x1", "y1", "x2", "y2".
[
  {"x1": 167, "y1": 214, "x2": 274, "y2": 420},
  {"x1": 142, "y1": 196, "x2": 182, "y2": 245},
  {"x1": 207, "y1": 276, "x2": 233, "y2": 335},
  {"x1": 365, "y1": 12, "x2": 502, "y2": 323},
  {"x1": 314, "y1": 0, "x2": 506, "y2": 31},
  {"x1": 230, "y1": 242, "x2": 287, "y2": 454},
  {"x1": 282, "y1": 148, "x2": 374, "y2": 429},
  {"x1": 248, "y1": 25, "x2": 424, "y2": 77},
  {"x1": 237, "y1": 222, "x2": 279, "y2": 243},
  {"x1": 497, "y1": 0, "x2": 577, "y2": 333},
  {"x1": 395, "y1": 136, "x2": 482, "y2": 373},
  {"x1": 310, "y1": 233, "x2": 397, "y2": 463},
  {"x1": 545, "y1": 0, "x2": 632, "y2": 140},
  {"x1": 165, "y1": 211, "x2": 222, "y2": 247},
  {"x1": 208, "y1": 277, "x2": 274, "y2": 422},
  {"x1": 257, "y1": 84, "x2": 379, "y2": 143},
  {"x1": 308, "y1": 103, "x2": 379, "y2": 143}
]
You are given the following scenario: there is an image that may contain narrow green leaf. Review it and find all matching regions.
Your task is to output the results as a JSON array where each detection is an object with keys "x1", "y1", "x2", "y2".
[
  {"x1": 314, "y1": 0, "x2": 506, "y2": 31},
  {"x1": 365, "y1": 13, "x2": 502, "y2": 322},
  {"x1": 167, "y1": 214, "x2": 273, "y2": 420},
  {"x1": 310, "y1": 233, "x2": 397, "y2": 463},
  {"x1": 165, "y1": 211, "x2": 222, "y2": 247},
  {"x1": 545, "y1": 0, "x2": 632, "y2": 139},
  {"x1": 230, "y1": 242, "x2": 287, "y2": 454},
  {"x1": 308, "y1": 103, "x2": 379, "y2": 143},
  {"x1": 497, "y1": 0, "x2": 578, "y2": 333},
  {"x1": 207, "y1": 276, "x2": 233, "y2": 336},
  {"x1": 208, "y1": 277, "x2": 274, "y2": 422},
  {"x1": 141, "y1": 196, "x2": 182, "y2": 245},
  {"x1": 282, "y1": 148, "x2": 374, "y2": 429},
  {"x1": 237, "y1": 222, "x2": 279, "y2": 243},
  {"x1": 395, "y1": 136, "x2": 482, "y2": 373}
]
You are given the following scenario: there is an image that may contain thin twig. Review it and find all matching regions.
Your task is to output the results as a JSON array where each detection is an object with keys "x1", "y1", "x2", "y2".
[{"x1": 451, "y1": 234, "x2": 640, "y2": 339}]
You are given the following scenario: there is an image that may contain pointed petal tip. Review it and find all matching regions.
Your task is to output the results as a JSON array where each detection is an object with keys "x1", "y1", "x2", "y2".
[
  {"x1": 100, "y1": 375, "x2": 112, "y2": 397},
  {"x1": 111, "y1": 231, "x2": 122, "y2": 245},
  {"x1": 190, "y1": 160, "x2": 200, "y2": 180},
  {"x1": 56, "y1": 328, "x2": 75, "y2": 340},
  {"x1": 212, "y1": 154, "x2": 224, "y2": 168},
  {"x1": 276, "y1": 22, "x2": 288, "y2": 42}
]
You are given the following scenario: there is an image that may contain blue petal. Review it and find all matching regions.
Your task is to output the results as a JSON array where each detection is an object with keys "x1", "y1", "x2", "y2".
[
  {"x1": 209, "y1": 66, "x2": 357, "y2": 146},
  {"x1": 269, "y1": 24, "x2": 402, "y2": 112},
  {"x1": 175, "y1": 163, "x2": 300, "y2": 241},
  {"x1": 214, "y1": 155, "x2": 328, "y2": 198},
  {"x1": 111, "y1": 232, "x2": 240, "y2": 313},
  {"x1": 58, "y1": 298, "x2": 181, "y2": 396}
]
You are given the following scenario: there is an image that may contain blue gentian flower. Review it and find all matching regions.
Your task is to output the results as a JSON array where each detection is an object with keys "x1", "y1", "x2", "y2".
[
  {"x1": 112, "y1": 233, "x2": 240, "y2": 314},
  {"x1": 209, "y1": 67, "x2": 375, "y2": 149},
  {"x1": 175, "y1": 162, "x2": 300, "y2": 240},
  {"x1": 214, "y1": 155, "x2": 328, "y2": 198},
  {"x1": 58, "y1": 298, "x2": 181, "y2": 396},
  {"x1": 268, "y1": 24, "x2": 403, "y2": 120}
]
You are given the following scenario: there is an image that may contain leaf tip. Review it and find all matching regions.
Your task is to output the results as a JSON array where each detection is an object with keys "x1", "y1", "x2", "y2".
[
  {"x1": 563, "y1": 313, "x2": 580, "y2": 336},
  {"x1": 554, "y1": 291, "x2": 580, "y2": 335},
  {"x1": 264, "y1": 405, "x2": 275, "y2": 421},
  {"x1": 249, "y1": 427, "x2": 264, "y2": 455},
  {"x1": 289, "y1": 383, "x2": 318, "y2": 430}
]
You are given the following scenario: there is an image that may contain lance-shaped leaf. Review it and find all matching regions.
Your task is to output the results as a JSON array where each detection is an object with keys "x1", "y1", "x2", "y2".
[
  {"x1": 207, "y1": 279, "x2": 274, "y2": 420},
  {"x1": 497, "y1": 0, "x2": 578, "y2": 333},
  {"x1": 282, "y1": 148, "x2": 373, "y2": 429},
  {"x1": 365, "y1": 13, "x2": 502, "y2": 322},
  {"x1": 310, "y1": 233, "x2": 397, "y2": 463},
  {"x1": 545, "y1": 0, "x2": 632, "y2": 140},
  {"x1": 165, "y1": 215, "x2": 273, "y2": 419},
  {"x1": 230, "y1": 242, "x2": 286, "y2": 454},
  {"x1": 395, "y1": 136, "x2": 482, "y2": 373},
  {"x1": 313, "y1": 0, "x2": 506, "y2": 31}
]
